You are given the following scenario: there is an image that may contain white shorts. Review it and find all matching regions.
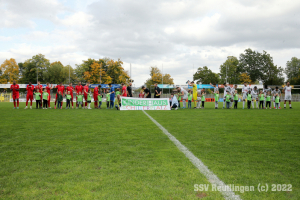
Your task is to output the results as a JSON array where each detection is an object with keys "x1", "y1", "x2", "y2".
[
  {"x1": 285, "y1": 95, "x2": 291, "y2": 101},
  {"x1": 252, "y1": 95, "x2": 258, "y2": 100},
  {"x1": 242, "y1": 93, "x2": 247, "y2": 100}
]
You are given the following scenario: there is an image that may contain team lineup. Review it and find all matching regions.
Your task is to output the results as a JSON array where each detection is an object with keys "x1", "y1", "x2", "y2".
[{"x1": 9, "y1": 80, "x2": 293, "y2": 110}]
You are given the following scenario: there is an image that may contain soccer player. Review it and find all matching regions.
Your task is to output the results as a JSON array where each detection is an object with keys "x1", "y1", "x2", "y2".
[
  {"x1": 242, "y1": 82, "x2": 250, "y2": 109},
  {"x1": 258, "y1": 90, "x2": 264, "y2": 109},
  {"x1": 282, "y1": 81, "x2": 292, "y2": 109},
  {"x1": 10, "y1": 80, "x2": 20, "y2": 109},
  {"x1": 275, "y1": 94, "x2": 280, "y2": 109},
  {"x1": 176, "y1": 86, "x2": 188, "y2": 109},
  {"x1": 66, "y1": 91, "x2": 72, "y2": 109},
  {"x1": 196, "y1": 93, "x2": 201, "y2": 109},
  {"x1": 154, "y1": 83, "x2": 161, "y2": 98},
  {"x1": 34, "y1": 89, "x2": 42, "y2": 109},
  {"x1": 87, "y1": 89, "x2": 92, "y2": 109},
  {"x1": 263, "y1": 85, "x2": 271, "y2": 109},
  {"x1": 76, "y1": 92, "x2": 84, "y2": 109},
  {"x1": 106, "y1": 89, "x2": 110, "y2": 109},
  {"x1": 272, "y1": 86, "x2": 281, "y2": 109},
  {"x1": 108, "y1": 83, "x2": 115, "y2": 108},
  {"x1": 93, "y1": 85, "x2": 101, "y2": 109},
  {"x1": 247, "y1": 91, "x2": 252, "y2": 109},
  {"x1": 201, "y1": 90, "x2": 206, "y2": 109},
  {"x1": 187, "y1": 90, "x2": 192, "y2": 109},
  {"x1": 75, "y1": 82, "x2": 84, "y2": 107},
  {"x1": 251, "y1": 86, "x2": 259, "y2": 109},
  {"x1": 115, "y1": 95, "x2": 122, "y2": 110},
  {"x1": 170, "y1": 93, "x2": 178, "y2": 110},
  {"x1": 223, "y1": 83, "x2": 231, "y2": 109},
  {"x1": 225, "y1": 91, "x2": 231, "y2": 109},
  {"x1": 35, "y1": 81, "x2": 43, "y2": 93},
  {"x1": 210, "y1": 83, "x2": 219, "y2": 93},
  {"x1": 25, "y1": 82, "x2": 34, "y2": 109},
  {"x1": 188, "y1": 81, "x2": 197, "y2": 109},
  {"x1": 230, "y1": 84, "x2": 237, "y2": 108},
  {"x1": 45, "y1": 83, "x2": 53, "y2": 108},
  {"x1": 212, "y1": 90, "x2": 219, "y2": 109},
  {"x1": 66, "y1": 83, "x2": 74, "y2": 109},
  {"x1": 266, "y1": 91, "x2": 271, "y2": 109},
  {"x1": 42, "y1": 88, "x2": 49, "y2": 109},
  {"x1": 55, "y1": 82, "x2": 65, "y2": 109},
  {"x1": 83, "y1": 82, "x2": 90, "y2": 109},
  {"x1": 121, "y1": 83, "x2": 127, "y2": 97},
  {"x1": 233, "y1": 90, "x2": 239, "y2": 109},
  {"x1": 98, "y1": 92, "x2": 103, "y2": 109}
]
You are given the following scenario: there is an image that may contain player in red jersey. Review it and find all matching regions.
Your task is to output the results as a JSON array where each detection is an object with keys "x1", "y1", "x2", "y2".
[
  {"x1": 93, "y1": 85, "x2": 101, "y2": 108},
  {"x1": 54, "y1": 82, "x2": 65, "y2": 109},
  {"x1": 75, "y1": 82, "x2": 83, "y2": 107},
  {"x1": 121, "y1": 83, "x2": 127, "y2": 97},
  {"x1": 35, "y1": 81, "x2": 43, "y2": 93},
  {"x1": 46, "y1": 83, "x2": 53, "y2": 108},
  {"x1": 25, "y1": 82, "x2": 35, "y2": 109},
  {"x1": 83, "y1": 82, "x2": 90, "y2": 109},
  {"x1": 66, "y1": 83, "x2": 74, "y2": 108},
  {"x1": 10, "y1": 80, "x2": 20, "y2": 109}
]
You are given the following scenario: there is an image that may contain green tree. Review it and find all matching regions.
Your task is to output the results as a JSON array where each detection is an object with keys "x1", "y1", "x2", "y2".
[
  {"x1": 193, "y1": 66, "x2": 220, "y2": 84},
  {"x1": 238, "y1": 48, "x2": 263, "y2": 83},
  {"x1": 285, "y1": 57, "x2": 300, "y2": 84},
  {"x1": 260, "y1": 51, "x2": 284, "y2": 85},
  {"x1": 219, "y1": 56, "x2": 240, "y2": 84},
  {"x1": 22, "y1": 54, "x2": 50, "y2": 83}
]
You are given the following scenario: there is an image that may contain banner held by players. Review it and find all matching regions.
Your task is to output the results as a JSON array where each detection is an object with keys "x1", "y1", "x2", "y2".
[{"x1": 120, "y1": 97, "x2": 170, "y2": 110}]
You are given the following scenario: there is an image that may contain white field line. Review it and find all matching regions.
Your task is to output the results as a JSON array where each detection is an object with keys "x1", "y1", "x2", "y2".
[{"x1": 143, "y1": 110, "x2": 241, "y2": 200}]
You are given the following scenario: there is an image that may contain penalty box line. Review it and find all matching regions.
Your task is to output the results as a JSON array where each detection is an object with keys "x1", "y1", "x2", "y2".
[{"x1": 142, "y1": 110, "x2": 241, "y2": 200}]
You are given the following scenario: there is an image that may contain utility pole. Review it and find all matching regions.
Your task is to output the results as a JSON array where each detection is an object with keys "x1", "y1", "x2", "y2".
[
  {"x1": 69, "y1": 63, "x2": 71, "y2": 84},
  {"x1": 162, "y1": 64, "x2": 163, "y2": 95},
  {"x1": 100, "y1": 64, "x2": 102, "y2": 84},
  {"x1": 36, "y1": 62, "x2": 38, "y2": 83}
]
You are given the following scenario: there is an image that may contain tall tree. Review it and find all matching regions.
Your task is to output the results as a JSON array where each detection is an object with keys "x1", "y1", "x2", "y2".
[
  {"x1": 238, "y1": 48, "x2": 263, "y2": 83},
  {"x1": 239, "y1": 73, "x2": 252, "y2": 83},
  {"x1": 83, "y1": 62, "x2": 111, "y2": 84},
  {"x1": 0, "y1": 58, "x2": 19, "y2": 83},
  {"x1": 22, "y1": 54, "x2": 50, "y2": 83},
  {"x1": 219, "y1": 56, "x2": 240, "y2": 83},
  {"x1": 144, "y1": 66, "x2": 174, "y2": 88},
  {"x1": 260, "y1": 51, "x2": 284, "y2": 85},
  {"x1": 285, "y1": 57, "x2": 300, "y2": 84},
  {"x1": 193, "y1": 66, "x2": 220, "y2": 84}
]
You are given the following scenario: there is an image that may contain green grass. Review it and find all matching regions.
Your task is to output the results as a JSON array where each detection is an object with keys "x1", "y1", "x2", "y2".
[{"x1": 0, "y1": 102, "x2": 299, "y2": 199}]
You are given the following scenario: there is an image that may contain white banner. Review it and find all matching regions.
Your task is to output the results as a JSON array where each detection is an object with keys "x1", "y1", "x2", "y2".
[{"x1": 120, "y1": 97, "x2": 171, "y2": 110}]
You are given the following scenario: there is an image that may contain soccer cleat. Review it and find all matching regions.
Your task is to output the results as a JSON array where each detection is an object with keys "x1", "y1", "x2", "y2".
[
  {"x1": 175, "y1": 107, "x2": 178, "y2": 110},
  {"x1": 30, "y1": 106, "x2": 32, "y2": 109},
  {"x1": 274, "y1": 107, "x2": 276, "y2": 109},
  {"x1": 13, "y1": 107, "x2": 16, "y2": 109},
  {"x1": 49, "y1": 107, "x2": 51, "y2": 109},
  {"x1": 45, "y1": 108, "x2": 47, "y2": 109},
  {"x1": 17, "y1": 107, "x2": 19, "y2": 109},
  {"x1": 24, "y1": 106, "x2": 27, "y2": 109},
  {"x1": 284, "y1": 107, "x2": 286, "y2": 109},
  {"x1": 72, "y1": 106, "x2": 74, "y2": 109},
  {"x1": 279, "y1": 107, "x2": 281, "y2": 109},
  {"x1": 290, "y1": 107, "x2": 292, "y2": 109},
  {"x1": 76, "y1": 107, "x2": 78, "y2": 109},
  {"x1": 54, "y1": 106, "x2": 56, "y2": 109},
  {"x1": 88, "y1": 107, "x2": 92, "y2": 109}
]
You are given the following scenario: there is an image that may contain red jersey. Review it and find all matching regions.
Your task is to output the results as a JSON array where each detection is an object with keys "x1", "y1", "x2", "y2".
[
  {"x1": 35, "y1": 84, "x2": 43, "y2": 92},
  {"x1": 56, "y1": 85, "x2": 65, "y2": 95},
  {"x1": 66, "y1": 86, "x2": 74, "y2": 95},
  {"x1": 46, "y1": 86, "x2": 51, "y2": 94},
  {"x1": 94, "y1": 87, "x2": 99, "y2": 96},
  {"x1": 26, "y1": 85, "x2": 35, "y2": 95},
  {"x1": 139, "y1": 93, "x2": 144, "y2": 98},
  {"x1": 10, "y1": 84, "x2": 19, "y2": 95},
  {"x1": 83, "y1": 85, "x2": 89, "y2": 95},
  {"x1": 75, "y1": 85, "x2": 83, "y2": 94},
  {"x1": 122, "y1": 86, "x2": 127, "y2": 97}
]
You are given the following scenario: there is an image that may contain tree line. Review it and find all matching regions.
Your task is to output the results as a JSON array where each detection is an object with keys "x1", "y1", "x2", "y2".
[
  {"x1": 0, "y1": 54, "x2": 130, "y2": 84},
  {"x1": 193, "y1": 48, "x2": 300, "y2": 85}
]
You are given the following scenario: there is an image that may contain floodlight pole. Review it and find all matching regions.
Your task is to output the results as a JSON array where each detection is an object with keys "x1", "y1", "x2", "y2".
[
  {"x1": 36, "y1": 62, "x2": 38, "y2": 83},
  {"x1": 162, "y1": 64, "x2": 163, "y2": 95},
  {"x1": 69, "y1": 63, "x2": 70, "y2": 83}
]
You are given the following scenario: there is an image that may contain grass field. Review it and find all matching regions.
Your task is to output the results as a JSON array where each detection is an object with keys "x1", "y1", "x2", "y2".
[{"x1": 0, "y1": 102, "x2": 299, "y2": 199}]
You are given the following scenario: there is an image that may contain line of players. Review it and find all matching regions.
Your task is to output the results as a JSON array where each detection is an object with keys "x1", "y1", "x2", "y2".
[
  {"x1": 209, "y1": 81, "x2": 293, "y2": 109},
  {"x1": 10, "y1": 81, "x2": 130, "y2": 109}
]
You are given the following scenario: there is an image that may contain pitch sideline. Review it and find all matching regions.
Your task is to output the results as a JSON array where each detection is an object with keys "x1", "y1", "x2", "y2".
[{"x1": 143, "y1": 110, "x2": 241, "y2": 200}]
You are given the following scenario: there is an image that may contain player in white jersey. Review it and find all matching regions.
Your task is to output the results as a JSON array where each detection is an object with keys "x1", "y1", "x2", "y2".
[
  {"x1": 176, "y1": 86, "x2": 188, "y2": 108},
  {"x1": 251, "y1": 86, "x2": 259, "y2": 108},
  {"x1": 210, "y1": 83, "x2": 219, "y2": 93},
  {"x1": 223, "y1": 83, "x2": 231, "y2": 109},
  {"x1": 230, "y1": 85, "x2": 237, "y2": 108},
  {"x1": 242, "y1": 82, "x2": 250, "y2": 109},
  {"x1": 272, "y1": 87, "x2": 281, "y2": 109},
  {"x1": 263, "y1": 85, "x2": 272, "y2": 109},
  {"x1": 282, "y1": 81, "x2": 292, "y2": 109}
]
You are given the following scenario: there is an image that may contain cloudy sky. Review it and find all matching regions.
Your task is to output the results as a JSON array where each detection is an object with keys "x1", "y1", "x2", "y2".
[{"x1": 1, "y1": 0, "x2": 300, "y2": 86}]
